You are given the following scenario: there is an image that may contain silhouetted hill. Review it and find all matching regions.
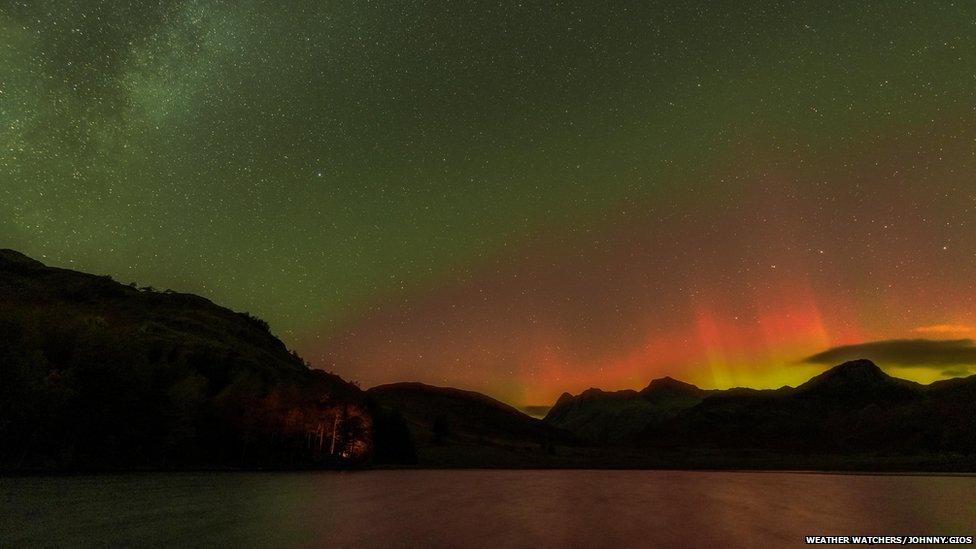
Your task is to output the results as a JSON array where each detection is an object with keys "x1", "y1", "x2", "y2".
[
  {"x1": 369, "y1": 382, "x2": 574, "y2": 447},
  {"x1": 638, "y1": 360, "x2": 975, "y2": 458},
  {"x1": 541, "y1": 360, "x2": 976, "y2": 468},
  {"x1": 793, "y1": 358, "x2": 921, "y2": 403},
  {"x1": 639, "y1": 376, "x2": 709, "y2": 398},
  {"x1": 545, "y1": 378, "x2": 715, "y2": 444},
  {"x1": 0, "y1": 249, "x2": 378, "y2": 471}
]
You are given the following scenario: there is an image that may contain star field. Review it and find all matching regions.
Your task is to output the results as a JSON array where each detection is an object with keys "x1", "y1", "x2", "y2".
[{"x1": 3, "y1": 1, "x2": 976, "y2": 405}]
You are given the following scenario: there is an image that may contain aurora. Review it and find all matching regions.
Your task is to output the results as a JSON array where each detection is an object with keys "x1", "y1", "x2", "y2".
[{"x1": 4, "y1": 1, "x2": 975, "y2": 408}]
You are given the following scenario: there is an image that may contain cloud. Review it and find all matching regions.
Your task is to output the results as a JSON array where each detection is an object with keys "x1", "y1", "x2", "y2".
[
  {"x1": 803, "y1": 338, "x2": 976, "y2": 368},
  {"x1": 914, "y1": 324, "x2": 975, "y2": 335}
]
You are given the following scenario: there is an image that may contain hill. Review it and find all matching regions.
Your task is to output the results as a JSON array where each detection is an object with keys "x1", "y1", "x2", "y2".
[
  {"x1": 544, "y1": 360, "x2": 976, "y2": 468},
  {"x1": 368, "y1": 382, "x2": 576, "y2": 466},
  {"x1": 544, "y1": 377, "x2": 716, "y2": 444},
  {"x1": 0, "y1": 249, "x2": 377, "y2": 471}
]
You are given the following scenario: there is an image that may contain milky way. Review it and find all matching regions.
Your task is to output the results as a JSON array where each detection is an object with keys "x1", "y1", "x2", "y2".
[{"x1": 4, "y1": 1, "x2": 976, "y2": 405}]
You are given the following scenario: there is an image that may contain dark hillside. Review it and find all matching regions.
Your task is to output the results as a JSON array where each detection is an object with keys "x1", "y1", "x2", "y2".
[
  {"x1": 0, "y1": 249, "x2": 374, "y2": 471},
  {"x1": 368, "y1": 382, "x2": 575, "y2": 465}
]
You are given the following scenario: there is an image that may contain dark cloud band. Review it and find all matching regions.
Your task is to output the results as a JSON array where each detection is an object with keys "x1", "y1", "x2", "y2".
[{"x1": 804, "y1": 339, "x2": 976, "y2": 367}]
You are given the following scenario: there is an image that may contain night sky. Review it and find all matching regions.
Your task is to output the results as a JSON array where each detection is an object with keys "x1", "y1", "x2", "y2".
[{"x1": 4, "y1": 1, "x2": 976, "y2": 406}]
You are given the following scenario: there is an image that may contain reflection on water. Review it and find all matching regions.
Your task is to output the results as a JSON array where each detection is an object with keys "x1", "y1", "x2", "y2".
[{"x1": 2, "y1": 470, "x2": 974, "y2": 547}]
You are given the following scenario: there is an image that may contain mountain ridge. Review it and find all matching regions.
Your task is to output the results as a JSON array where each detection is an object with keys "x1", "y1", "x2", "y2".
[
  {"x1": 544, "y1": 359, "x2": 976, "y2": 452},
  {"x1": 3, "y1": 249, "x2": 974, "y2": 471},
  {"x1": 368, "y1": 381, "x2": 575, "y2": 446}
]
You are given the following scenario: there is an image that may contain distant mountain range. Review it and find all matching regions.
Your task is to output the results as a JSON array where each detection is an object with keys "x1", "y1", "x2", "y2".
[
  {"x1": 545, "y1": 376, "x2": 716, "y2": 444},
  {"x1": 370, "y1": 360, "x2": 975, "y2": 470},
  {"x1": 550, "y1": 359, "x2": 976, "y2": 455},
  {"x1": 2, "y1": 249, "x2": 974, "y2": 471}
]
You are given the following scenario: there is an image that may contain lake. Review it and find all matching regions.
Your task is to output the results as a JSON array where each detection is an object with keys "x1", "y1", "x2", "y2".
[{"x1": 2, "y1": 470, "x2": 974, "y2": 547}]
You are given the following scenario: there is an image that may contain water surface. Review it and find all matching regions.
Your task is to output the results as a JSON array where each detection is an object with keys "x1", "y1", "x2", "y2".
[{"x1": 2, "y1": 470, "x2": 974, "y2": 547}]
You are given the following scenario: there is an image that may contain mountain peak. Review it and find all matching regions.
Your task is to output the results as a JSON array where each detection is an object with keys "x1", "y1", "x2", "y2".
[
  {"x1": 643, "y1": 376, "x2": 697, "y2": 390},
  {"x1": 815, "y1": 359, "x2": 887, "y2": 383},
  {"x1": 639, "y1": 376, "x2": 704, "y2": 398},
  {"x1": 795, "y1": 359, "x2": 918, "y2": 402},
  {"x1": 554, "y1": 392, "x2": 575, "y2": 407}
]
